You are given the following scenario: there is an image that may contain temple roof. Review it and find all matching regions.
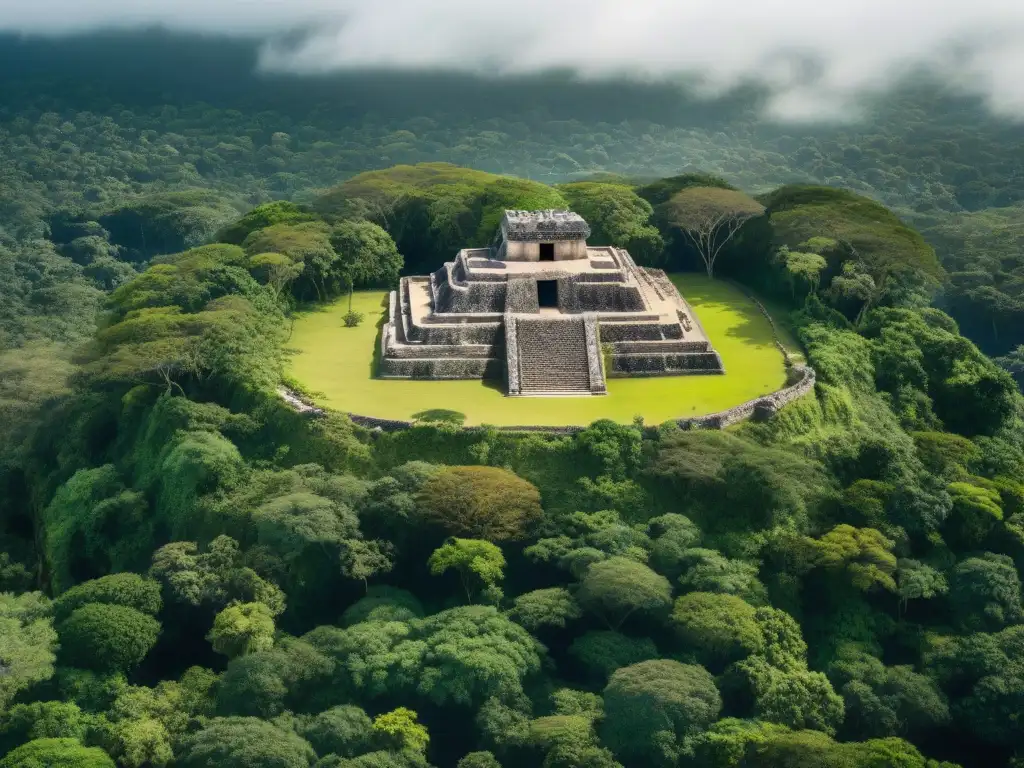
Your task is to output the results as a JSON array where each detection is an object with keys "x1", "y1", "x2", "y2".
[{"x1": 501, "y1": 210, "x2": 591, "y2": 241}]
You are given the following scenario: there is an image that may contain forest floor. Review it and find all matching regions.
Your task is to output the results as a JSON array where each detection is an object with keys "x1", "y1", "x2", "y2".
[{"x1": 285, "y1": 274, "x2": 800, "y2": 426}]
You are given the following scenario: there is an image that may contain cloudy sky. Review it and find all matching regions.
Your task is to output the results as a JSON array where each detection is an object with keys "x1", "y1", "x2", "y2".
[{"x1": 2, "y1": 0, "x2": 1023, "y2": 119}]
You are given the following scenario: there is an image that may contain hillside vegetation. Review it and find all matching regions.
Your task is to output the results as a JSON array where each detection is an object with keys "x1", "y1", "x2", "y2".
[{"x1": 1, "y1": 38, "x2": 1023, "y2": 768}]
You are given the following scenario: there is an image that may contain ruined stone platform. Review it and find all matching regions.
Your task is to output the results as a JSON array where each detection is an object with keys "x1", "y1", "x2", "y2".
[{"x1": 377, "y1": 210, "x2": 724, "y2": 395}]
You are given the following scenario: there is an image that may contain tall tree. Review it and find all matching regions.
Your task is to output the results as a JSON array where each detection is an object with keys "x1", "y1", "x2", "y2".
[{"x1": 663, "y1": 186, "x2": 765, "y2": 277}]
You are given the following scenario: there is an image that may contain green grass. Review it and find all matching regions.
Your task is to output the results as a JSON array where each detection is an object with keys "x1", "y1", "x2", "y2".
[{"x1": 285, "y1": 274, "x2": 799, "y2": 427}]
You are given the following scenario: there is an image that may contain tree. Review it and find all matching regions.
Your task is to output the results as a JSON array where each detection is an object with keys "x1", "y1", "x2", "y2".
[
  {"x1": 829, "y1": 261, "x2": 877, "y2": 325},
  {"x1": 576, "y1": 557, "x2": 672, "y2": 630},
  {"x1": 341, "y1": 586, "x2": 424, "y2": 626},
  {"x1": 429, "y1": 538, "x2": 506, "y2": 604},
  {"x1": 58, "y1": 603, "x2": 161, "y2": 672},
  {"x1": 416, "y1": 466, "x2": 542, "y2": 542},
  {"x1": 672, "y1": 592, "x2": 764, "y2": 668},
  {"x1": 663, "y1": 186, "x2": 765, "y2": 277},
  {"x1": 510, "y1": 588, "x2": 582, "y2": 631},
  {"x1": 306, "y1": 605, "x2": 542, "y2": 708},
  {"x1": 241, "y1": 222, "x2": 337, "y2": 301},
  {"x1": 0, "y1": 592, "x2": 58, "y2": 712},
  {"x1": 341, "y1": 539, "x2": 395, "y2": 591},
  {"x1": 218, "y1": 201, "x2": 318, "y2": 245},
  {"x1": 215, "y1": 637, "x2": 333, "y2": 718},
  {"x1": 329, "y1": 219, "x2": 403, "y2": 311},
  {"x1": 776, "y1": 246, "x2": 827, "y2": 299},
  {"x1": 298, "y1": 705, "x2": 373, "y2": 758},
  {"x1": 0, "y1": 738, "x2": 114, "y2": 768},
  {"x1": 458, "y1": 752, "x2": 502, "y2": 768},
  {"x1": 372, "y1": 707, "x2": 429, "y2": 755},
  {"x1": 949, "y1": 553, "x2": 1023, "y2": 630},
  {"x1": 729, "y1": 656, "x2": 845, "y2": 735},
  {"x1": 557, "y1": 182, "x2": 664, "y2": 263},
  {"x1": 177, "y1": 717, "x2": 316, "y2": 768},
  {"x1": 808, "y1": 525, "x2": 897, "y2": 593},
  {"x1": 677, "y1": 549, "x2": 766, "y2": 603},
  {"x1": 208, "y1": 602, "x2": 276, "y2": 658},
  {"x1": 601, "y1": 660, "x2": 721, "y2": 766},
  {"x1": 646, "y1": 514, "x2": 702, "y2": 580},
  {"x1": 568, "y1": 631, "x2": 659, "y2": 683},
  {"x1": 149, "y1": 535, "x2": 285, "y2": 616},
  {"x1": 53, "y1": 573, "x2": 162, "y2": 622},
  {"x1": 248, "y1": 252, "x2": 304, "y2": 300},
  {"x1": 896, "y1": 559, "x2": 948, "y2": 614},
  {"x1": 827, "y1": 644, "x2": 949, "y2": 739},
  {"x1": 0, "y1": 701, "x2": 86, "y2": 753}
]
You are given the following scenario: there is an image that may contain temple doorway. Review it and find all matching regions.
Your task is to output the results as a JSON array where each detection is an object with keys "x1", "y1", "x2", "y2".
[
  {"x1": 539, "y1": 242, "x2": 555, "y2": 261},
  {"x1": 537, "y1": 279, "x2": 558, "y2": 308}
]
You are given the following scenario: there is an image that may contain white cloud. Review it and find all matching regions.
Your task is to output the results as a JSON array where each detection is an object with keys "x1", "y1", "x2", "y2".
[{"x1": 3, "y1": 0, "x2": 1024, "y2": 119}]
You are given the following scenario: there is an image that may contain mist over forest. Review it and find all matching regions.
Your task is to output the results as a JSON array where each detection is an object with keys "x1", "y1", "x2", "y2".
[{"x1": 1, "y1": 24, "x2": 1023, "y2": 768}]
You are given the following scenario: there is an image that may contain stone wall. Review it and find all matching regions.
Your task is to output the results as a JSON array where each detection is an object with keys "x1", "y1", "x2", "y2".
[
  {"x1": 340, "y1": 364, "x2": 815, "y2": 434},
  {"x1": 582, "y1": 313, "x2": 607, "y2": 394},
  {"x1": 378, "y1": 356, "x2": 503, "y2": 379},
  {"x1": 505, "y1": 278, "x2": 540, "y2": 313},
  {"x1": 674, "y1": 365, "x2": 816, "y2": 429},
  {"x1": 610, "y1": 351, "x2": 725, "y2": 375},
  {"x1": 611, "y1": 340, "x2": 710, "y2": 354},
  {"x1": 505, "y1": 312, "x2": 521, "y2": 395},
  {"x1": 599, "y1": 322, "x2": 684, "y2": 342}
]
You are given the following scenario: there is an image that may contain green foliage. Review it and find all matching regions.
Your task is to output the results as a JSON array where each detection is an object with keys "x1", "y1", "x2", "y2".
[
  {"x1": 372, "y1": 707, "x2": 429, "y2": 755},
  {"x1": 3, "y1": 76, "x2": 1024, "y2": 768},
  {"x1": 177, "y1": 717, "x2": 316, "y2": 768},
  {"x1": 576, "y1": 557, "x2": 672, "y2": 630},
  {"x1": 677, "y1": 549, "x2": 767, "y2": 603},
  {"x1": 314, "y1": 163, "x2": 567, "y2": 273},
  {"x1": 730, "y1": 655, "x2": 846, "y2": 735},
  {"x1": 457, "y1": 752, "x2": 502, "y2": 768},
  {"x1": 509, "y1": 588, "x2": 582, "y2": 631},
  {"x1": 807, "y1": 525, "x2": 897, "y2": 593},
  {"x1": 568, "y1": 631, "x2": 659, "y2": 683},
  {"x1": 218, "y1": 201, "x2": 318, "y2": 245},
  {"x1": 416, "y1": 466, "x2": 543, "y2": 542},
  {"x1": 949, "y1": 553, "x2": 1023, "y2": 631},
  {"x1": 429, "y1": 538, "x2": 506, "y2": 604},
  {"x1": 42, "y1": 465, "x2": 152, "y2": 593},
  {"x1": 557, "y1": 182, "x2": 664, "y2": 263},
  {"x1": 672, "y1": 592, "x2": 764, "y2": 667},
  {"x1": 306, "y1": 605, "x2": 543, "y2": 708},
  {"x1": 150, "y1": 535, "x2": 286, "y2": 615},
  {"x1": 763, "y1": 185, "x2": 943, "y2": 306},
  {"x1": 98, "y1": 189, "x2": 242, "y2": 262},
  {"x1": 0, "y1": 738, "x2": 115, "y2": 768},
  {"x1": 340, "y1": 587, "x2": 423, "y2": 626},
  {"x1": 601, "y1": 660, "x2": 721, "y2": 766},
  {"x1": 0, "y1": 593, "x2": 58, "y2": 712},
  {"x1": 57, "y1": 603, "x2": 161, "y2": 672},
  {"x1": 298, "y1": 705, "x2": 373, "y2": 758},
  {"x1": 208, "y1": 602, "x2": 276, "y2": 658},
  {"x1": 53, "y1": 573, "x2": 162, "y2": 622},
  {"x1": 662, "y1": 186, "x2": 766, "y2": 277}
]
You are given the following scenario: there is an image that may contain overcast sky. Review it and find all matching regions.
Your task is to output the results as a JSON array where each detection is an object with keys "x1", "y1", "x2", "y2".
[{"x1": 2, "y1": 0, "x2": 1023, "y2": 119}]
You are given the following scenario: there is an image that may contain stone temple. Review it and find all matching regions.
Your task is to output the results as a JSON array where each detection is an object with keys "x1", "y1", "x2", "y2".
[{"x1": 380, "y1": 210, "x2": 724, "y2": 396}]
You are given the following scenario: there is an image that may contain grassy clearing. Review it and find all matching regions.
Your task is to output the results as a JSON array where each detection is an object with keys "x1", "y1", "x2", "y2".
[{"x1": 285, "y1": 274, "x2": 799, "y2": 427}]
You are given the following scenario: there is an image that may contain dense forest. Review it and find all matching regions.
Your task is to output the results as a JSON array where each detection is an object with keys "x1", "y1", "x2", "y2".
[{"x1": 1, "y1": 30, "x2": 1024, "y2": 768}]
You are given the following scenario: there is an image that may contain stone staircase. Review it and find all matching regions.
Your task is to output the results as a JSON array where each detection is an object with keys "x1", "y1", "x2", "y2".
[{"x1": 513, "y1": 316, "x2": 603, "y2": 396}]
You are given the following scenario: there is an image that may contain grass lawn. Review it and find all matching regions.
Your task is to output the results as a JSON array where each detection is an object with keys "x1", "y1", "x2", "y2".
[{"x1": 285, "y1": 274, "x2": 800, "y2": 427}]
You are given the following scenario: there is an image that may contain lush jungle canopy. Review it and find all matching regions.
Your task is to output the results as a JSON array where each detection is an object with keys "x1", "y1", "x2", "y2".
[{"x1": 1, "y1": 30, "x2": 1023, "y2": 768}]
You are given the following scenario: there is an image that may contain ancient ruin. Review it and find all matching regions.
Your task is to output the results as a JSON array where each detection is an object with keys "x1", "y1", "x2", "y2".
[{"x1": 380, "y1": 210, "x2": 724, "y2": 396}]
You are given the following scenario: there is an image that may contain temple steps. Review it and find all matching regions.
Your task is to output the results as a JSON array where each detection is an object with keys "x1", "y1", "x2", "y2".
[{"x1": 514, "y1": 316, "x2": 595, "y2": 396}]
